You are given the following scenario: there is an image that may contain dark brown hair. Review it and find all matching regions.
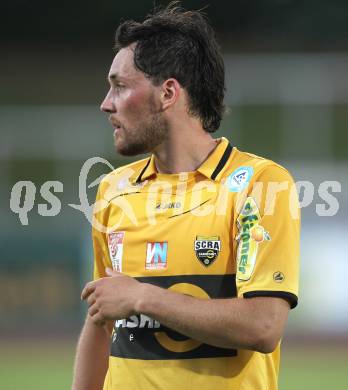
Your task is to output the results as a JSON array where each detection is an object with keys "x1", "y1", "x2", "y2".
[{"x1": 115, "y1": 2, "x2": 225, "y2": 133}]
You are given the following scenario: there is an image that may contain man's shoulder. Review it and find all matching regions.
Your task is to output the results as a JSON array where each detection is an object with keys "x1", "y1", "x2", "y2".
[
  {"x1": 224, "y1": 147, "x2": 295, "y2": 183},
  {"x1": 97, "y1": 157, "x2": 150, "y2": 200},
  {"x1": 106, "y1": 157, "x2": 150, "y2": 180}
]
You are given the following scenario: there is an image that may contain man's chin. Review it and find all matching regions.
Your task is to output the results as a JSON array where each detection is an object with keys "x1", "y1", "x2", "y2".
[{"x1": 114, "y1": 141, "x2": 148, "y2": 157}]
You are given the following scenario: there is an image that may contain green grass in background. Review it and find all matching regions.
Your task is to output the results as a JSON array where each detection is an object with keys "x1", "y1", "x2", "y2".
[
  {"x1": 1, "y1": 341, "x2": 347, "y2": 389},
  {"x1": 280, "y1": 346, "x2": 348, "y2": 390},
  {"x1": 0, "y1": 341, "x2": 74, "y2": 390}
]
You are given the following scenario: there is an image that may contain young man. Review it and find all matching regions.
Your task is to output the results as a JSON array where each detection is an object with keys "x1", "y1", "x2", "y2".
[{"x1": 72, "y1": 4, "x2": 299, "y2": 389}]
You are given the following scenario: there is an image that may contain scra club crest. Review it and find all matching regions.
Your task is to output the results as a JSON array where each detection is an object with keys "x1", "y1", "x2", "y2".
[{"x1": 194, "y1": 236, "x2": 221, "y2": 266}]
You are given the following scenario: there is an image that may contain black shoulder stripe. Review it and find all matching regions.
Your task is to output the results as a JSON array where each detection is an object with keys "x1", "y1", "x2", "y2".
[
  {"x1": 243, "y1": 291, "x2": 298, "y2": 309},
  {"x1": 211, "y1": 142, "x2": 233, "y2": 180},
  {"x1": 136, "y1": 158, "x2": 151, "y2": 183}
]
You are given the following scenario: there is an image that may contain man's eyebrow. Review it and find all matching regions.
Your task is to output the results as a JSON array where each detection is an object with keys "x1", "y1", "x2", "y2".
[{"x1": 108, "y1": 73, "x2": 128, "y2": 84}]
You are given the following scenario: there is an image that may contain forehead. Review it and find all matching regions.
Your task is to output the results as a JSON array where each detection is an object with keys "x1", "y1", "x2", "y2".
[{"x1": 108, "y1": 45, "x2": 143, "y2": 82}]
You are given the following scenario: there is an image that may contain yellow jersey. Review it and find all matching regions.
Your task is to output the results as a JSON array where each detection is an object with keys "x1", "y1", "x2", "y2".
[{"x1": 92, "y1": 137, "x2": 300, "y2": 389}]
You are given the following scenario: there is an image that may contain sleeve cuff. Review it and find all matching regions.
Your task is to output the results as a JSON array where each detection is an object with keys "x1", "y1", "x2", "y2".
[{"x1": 243, "y1": 290, "x2": 298, "y2": 309}]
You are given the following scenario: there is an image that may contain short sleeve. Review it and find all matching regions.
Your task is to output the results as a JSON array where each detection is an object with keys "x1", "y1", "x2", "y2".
[
  {"x1": 235, "y1": 164, "x2": 300, "y2": 309},
  {"x1": 91, "y1": 181, "x2": 110, "y2": 281}
]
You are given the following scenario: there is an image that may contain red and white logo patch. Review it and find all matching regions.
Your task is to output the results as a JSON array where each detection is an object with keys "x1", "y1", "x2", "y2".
[
  {"x1": 107, "y1": 231, "x2": 125, "y2": 272},
  {"x1": 146, "y1": 242, "x2": 168, "y2": 270}
]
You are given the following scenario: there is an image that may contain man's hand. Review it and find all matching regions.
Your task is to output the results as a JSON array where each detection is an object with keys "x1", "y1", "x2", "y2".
[{"x1": 81, "y1": 268, "x2": 143, "y2": 325}]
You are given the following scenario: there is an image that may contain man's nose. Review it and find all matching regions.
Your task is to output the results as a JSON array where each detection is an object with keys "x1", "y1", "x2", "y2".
[{"x1": 100, "y1": 91, "x2": 116, "y2": 113}]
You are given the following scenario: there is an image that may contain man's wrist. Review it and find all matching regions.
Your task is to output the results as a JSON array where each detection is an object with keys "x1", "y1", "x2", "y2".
[{"x1": 133, "y1": 282, "x2": 157, "y2": 315}]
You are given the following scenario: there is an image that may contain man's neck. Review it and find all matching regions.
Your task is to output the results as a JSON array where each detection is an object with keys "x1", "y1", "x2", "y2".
[{"x1": 153, "y1": 125, "x2": 218, "y2": 174}]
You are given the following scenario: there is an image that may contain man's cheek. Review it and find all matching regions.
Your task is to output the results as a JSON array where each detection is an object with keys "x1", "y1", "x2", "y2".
[{"x1": 127, "y1": 89, "x2": 150, "y2": 111}]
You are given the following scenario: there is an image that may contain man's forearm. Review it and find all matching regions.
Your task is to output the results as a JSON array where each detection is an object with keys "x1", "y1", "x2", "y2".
[
  {"x1": 81, "y1": 270, "x2": 290, "y2": 354},
  {"x1": 72, "y1": 316, "x2": 112, "y2": 390},
  {"x1": 137, "y1": 284, "x2": 289, "y2": 354}
]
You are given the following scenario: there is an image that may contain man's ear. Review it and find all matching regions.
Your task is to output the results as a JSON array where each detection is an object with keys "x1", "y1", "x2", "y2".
[{"x1": 160, "y1": 78, "x2": 181, "y2": 110}]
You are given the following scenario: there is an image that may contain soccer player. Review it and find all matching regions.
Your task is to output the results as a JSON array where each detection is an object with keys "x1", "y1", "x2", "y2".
[{"x1": 72, "y1": 3, "x2": 300, "y2": 389}]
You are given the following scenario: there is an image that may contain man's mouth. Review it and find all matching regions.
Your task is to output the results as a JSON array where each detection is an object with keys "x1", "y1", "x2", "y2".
[
  {"x1": 113, "y1": 126, "x2": 122, "y2": 136},
  {"x1": 109, "y1": 116, "x2": 122, "y2": 132},
  {"x1": 111, "y1": 121, "x2": 122, "y2": 136}
]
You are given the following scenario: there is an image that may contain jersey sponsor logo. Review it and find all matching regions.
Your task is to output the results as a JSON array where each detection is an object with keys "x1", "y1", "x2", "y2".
[
  {"x1": 146, "y1": 242, "x2": 168, "y2": 270},
  {"x1": 112, "y1": 314, "x2": 161, "y2": 344},
  {"x1": 115, "y1": 314, "x2": 161, "y2": 329},
  {"x1": 110, "y1": 274, "x2": 237, "y2": 360},
  {"x1": 236, "y1": 197, "x2": 271, "y2": 281},
  {"x1": 273, "y1": 271, "x2": 285, "y2": 283},
  {"x1": 226, "y1": 166, "x2": 254, "y2": 192},
  {"x1": 155, "y1": 201, "x2": 181, "y2": 210},
  {"x1": 194, "y1": 236, "x2": 221, "y2": 266},
  {"x1": 107, "y1": 231, "x2": 124, "y2": 272}
]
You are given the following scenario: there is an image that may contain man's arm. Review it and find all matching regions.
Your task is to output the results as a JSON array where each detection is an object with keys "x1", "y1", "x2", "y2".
[
  {"x1": 82, "y1": 269, "x2": 290, "y2": 354},
  {"x1": 71, "y1": 315, "x2": 113, "y2": 390},
  {"x1": 138, "y1": 285, "x2": 289, "y2": 354}
]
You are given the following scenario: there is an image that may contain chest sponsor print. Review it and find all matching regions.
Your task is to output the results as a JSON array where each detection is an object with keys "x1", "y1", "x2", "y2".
[
  {"x1": 110, "y1": 274, "x2": 237, "y2": 360},
  {"x1": 146, "y1": 242, "x2": 168, "y2": 270}
]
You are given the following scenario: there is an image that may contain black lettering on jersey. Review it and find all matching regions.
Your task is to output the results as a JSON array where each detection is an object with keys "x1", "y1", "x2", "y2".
[{"x1": 155, "y1": 202, "x2": 181, "y2": 210}]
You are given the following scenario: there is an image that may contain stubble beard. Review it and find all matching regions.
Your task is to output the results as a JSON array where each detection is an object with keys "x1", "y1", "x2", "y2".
[{"x1": 114, "y1": 111, "x2": 169, "y2": 157}]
